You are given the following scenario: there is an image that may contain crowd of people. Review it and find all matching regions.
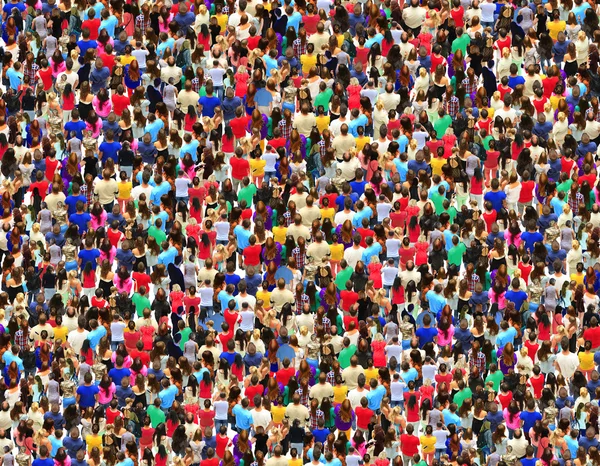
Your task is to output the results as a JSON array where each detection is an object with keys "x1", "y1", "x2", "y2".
[{"x1": 2, "y1": 0, "x2": 600, "y2": 466}]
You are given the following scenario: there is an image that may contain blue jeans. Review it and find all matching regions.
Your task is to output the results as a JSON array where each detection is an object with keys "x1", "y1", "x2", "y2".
[
  {"x1": 215, "y1": 419, "x2": 227, "y2": 433},
  {"x1": 176, "y1": 196, "x2": 189, "y2": 205},
  {"x1": 435, "y1": 448, "x2": 446, "y2": 461},
  {"x1": 264, "y1": 171, "x2": 276, "y2": 185},
  {"x1": 201, "y1": 306, "x2": 213, "y2": 320}
]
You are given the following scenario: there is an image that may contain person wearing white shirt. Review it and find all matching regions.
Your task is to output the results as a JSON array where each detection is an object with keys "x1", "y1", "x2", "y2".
[{"x1": 344, "y1": 238, "x2": 365, "y2": 269}]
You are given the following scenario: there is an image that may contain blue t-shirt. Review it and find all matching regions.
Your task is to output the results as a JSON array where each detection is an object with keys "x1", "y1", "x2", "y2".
[
  {"x1": 505, "y1": 289, "x2": 528, "y2": 311},
  {"x1": 366, "y1": 385, "x2": 386, "y2": 410},
  {"x1": 108, "y1": 367, "x2": 131, "y2": 386},
  {"x1": 65, "y1": 194, "x2": 87, "y2": 216},
  {"x1": 69, "y1": 212, "x2": 92, "y2": 234},
  {"x1": 158, "y1": 384, "x2": 178, "y2": 409},
  {"x1": 78, "y1": 248, "x2": 100, "y2": 270},
  {"x1": 76, "y1": 384, "x2": 99, "y2": 408},
  {"x1": 415, "y1": 326, "x2": 437, "y2": 347},
  {"x1": 519, "y1": 410, "x2": 542, "y2": 432},
  {"x1": 234, "y1": 225, "x2": 252, "y2": 250},
  {"x1": 496, "y1": 327, "x2": 517, "y2": 348},
  {"x1": 99, "y1": 15, "x2": 118, "y2": 35},
  {"x1": 520, "y1": 231, "x2": 544, "y2": 253},
  {"x1": 483, "y1": 190, "x2": 507, "y2": 212},
  {"x1": 158, "y1": 246, "x2": 178, "y2": 266},
  {"x1": 64, "y1": 120, "x2": 87, "y2": 140},
  {"x1": 99, "y1": 141, "x2": 122, "y2": 163},
  {"x1": 232, "y1": 404, "x2": 254, "y2": 430},
  {"x1": 199, "y1": 95, "x2": 221, "y2": 118}
]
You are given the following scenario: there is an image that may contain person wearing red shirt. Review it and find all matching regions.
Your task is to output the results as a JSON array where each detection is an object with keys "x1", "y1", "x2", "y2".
[
  {"x1": 243, "y1": 237, "x2": 262, "y2": 267},
  {"x1": 132, "y1": 265, "x2": 152, "y2": 293},
  {"x1": 435, "y1": 365, "x2": 453, "y2": 392},
  {"x1": 343, "y1": 312, "x2": 359, "y2": 330},
  {"x1": 355, "y1": 398, "x2": 374, "y2": 431},
  {"x1": 528, "y1": 368, "x2": 545, "y2": 399},
  {"x1": 303, "y1": 8, "x2": 320, "y2": 35},
  {"x1": 523, "y1": 333, "x2": 539, "y2": 362},
  {"x1": 111, "y1": 87, "x2": 130, "y2": 116},
  {"x1": 356, "y1": 221, "x2": 374, "y2": 248},
  {"x1": 340, "y1": 285, "x2": 359, "y2": 312},
  {"x1": 81, "y1": 11, "x2": 101, "y2": 40},
  {"x1": 245, "y1": 378, "x2": 264, "y2": 407},
  {"x1": 276, "y1": 360, "x2": 295, "y2": 387},
  {"x1": 247, "y1": 33, "x2": 260, "y2": 50},
  {"x1": 230, "y1": 149, "x2": 250, "y2": 191},
  {"x1": 99, "y1": 51, "x2": 116, "y2": 76},
  {"x1": 230, "y1": 110, "x2": 250, "y2": 139},
  {"x1": 218, "y1": 325, "x2": 234, "y2": 349},
  {"x1": 215, "y1": 432, "x2": 231, "y2": 459},
  {"x1": 199, "y1": 401, "x2": 215, "y2": 428},
  {"x1": 130, "y1": 342, "x2": 151, "y2": 367},
  {"x1": 400, "y1": 425, "x2": 421, "y2": 460},
  {"x1": 497, "y1": 384, "x2": 513, "y2": 410},
  {"x1": 584, "y1": 318, "x2": 600, "y2": 349},
  {"x1": 518, "y1": 172, "x2": 535, "y2": 209}
]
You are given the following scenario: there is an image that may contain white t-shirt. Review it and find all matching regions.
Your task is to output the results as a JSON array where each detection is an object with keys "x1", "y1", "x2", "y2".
[
  {"x1": 132, "y1": 49, "x2": 149, "y2": 68},
  {"x1": 251, "y1": 409, "x2": 272, "y2": 430},
  {"x1": 382, "y1": 266, "x2": 399, "y2": 286},
  {"x1": 385, "y1": 238, "x2": 401, "y2": 257},
  {"x1": 175, "y1": 178, "x2": 191, "y2": 197},
  {"x1": 239, "y1": 310, "x2": 255, "y2": 332},
  {"x1": 214, "y1": 400, "x2": 229, "y2": 420},
  {"x1": 480, "y1": 2, "x2": 496, "y2": 22},
  {"x1": 215, "y1": 221, "x2": 230, "y2": 241},
  {"x1": 68, "y1": 329, "x2": 89, "y2": 354},
  {"x1": 110, "y1": 322, "x2": 126, "y2": 341},
  {"x1": 390, "y1": 380, "x2": 407, "y2": 401},
  {"x1": 262, "y1": 152, "x2": 278, "y2": 171},
  {"x1": 208, "y1": 68, "x2": 226, "y2": 86},
  {"x1": 376, "y1": 202, "x2": 393, "y2": 222},
  {"x1": 344, "y1": 246, "x2": 365, "y2": 269},
  {"x1": 199, "y1": 287, "x2": 214, "y2": 307},
  {"x1": 555, "y1": 352, "x2": 580, "y2": 379}
]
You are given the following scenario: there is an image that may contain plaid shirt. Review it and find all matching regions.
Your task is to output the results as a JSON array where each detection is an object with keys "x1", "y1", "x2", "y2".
[
  {"x1": 462, "y1": 77, "x2": 477, "y2": 95},
  {"x1": 283, "y1": 211, "x2": 293, "y2": 227},
  {"x1": 191, "y1": 77, "x2": 201, "y2": 93},
  {"x1": 320, "y1": 316, "x2": 331, "y2": 335},
  {"x1": 135, "y1": 14, "x2": 151, "y2": 36},
  {"x1": 468, "y1": 349, "x2": 486, "y2": 374},
  {"x1": 279, "y1": 119, "x2": 293, "y2": 140},
  {"x1": 467, "y1": 273, "x2": 480, "y2": 292},
  {"x1": 326, "y1": 370, "x2": 335, "y2": 386},
  {"x1": 443, "y1": 95, "x2": 459, "y2": 118},
  {"x1": 292, "y1": 246, "x2": 306, "y2": 270},
  {"x1": 296, "y1": 387, "x2": 310, "y2": 407},
  {"x1": 81, "y1": 184, "x2": 94, "y2": 205},
  {"x1": 293, "y1": 39, "x2": 307, "y2": 59},
  {"x1": 22, "y1": 62, "x2": 39, "y2": 85},
  {"x1": 568, "y1": 191, "x2": 584, "y2": 213},
  {"x1": 295, "y1": 293, "x2": 309, "y2": 314},
  {"x1": 586, "y1": 107, "x2": 600, "y2": 123},
  {"x1": 309, "y1": 408, "x2": 324, "y2": 430},
  {"x1": 15, "y1": 329, "x2": 28, "y2": 349}
]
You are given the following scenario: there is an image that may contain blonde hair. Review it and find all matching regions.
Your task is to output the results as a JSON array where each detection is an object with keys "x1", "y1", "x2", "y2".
[{"x1": 558, "y1": 111, "x2": 566, "y2": 122}]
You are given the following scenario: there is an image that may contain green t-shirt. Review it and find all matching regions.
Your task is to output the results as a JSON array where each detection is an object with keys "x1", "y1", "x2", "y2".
[
  {"x1": 448, "y1": 243, "x2": 466, "y2": 267},
  {"x1": 147, "y1": 405, "x2": 166, "y2": 427},
  {"x1": 178, "y1": 327, "x2": 192, "y2": 351},
  {"x1": 445, "y1": 206, "x2": 458, "y2": 224},
  {"x1": 485, "y1": 369, "x2": 504, "y2": 392},
  {"x1": 453, "y1": 387, "x2": 472, "y2": 408},
  {"x1": 314, "y1": 89, "x2": 334, "y2": 112},
  {"x1": 430, "y1": 191, "x2": 446, "y2": 215},
  {"x1": 148, "y1": 226, "x2": 167, "y2": 245},
  {"x1": 335, "y1": 266, "x2": 354, "y2": 291},
  {"x1": 451, "y1": 34, "x2": 471, "y2": 55},
  {"x1": 132, "y1": 292, "x2": 151, "y2": 317},
  {"x1": 557, "y1": 179, "x2": 573, "y2": 193},
  {"x1": 238, "y1": 184, "x2": 257, "y2": 207},
  {"x1": 338, "y1": 345, "x2": 357, "y2": 369},
  {"x1": 433, "y1": 115, "x2": 452, "y2": 138}
]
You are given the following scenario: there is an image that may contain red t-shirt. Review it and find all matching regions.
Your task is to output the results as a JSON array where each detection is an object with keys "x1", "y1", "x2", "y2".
[
  {"x1": 519, "y1": 180, "x2": 535, "y2": 203},
  {"x1": 340, "y1": 290, "x2": 358, "y2": 310},
  {"x1": 497, "y1": 391, "x2": 513, "y2": 410},
  {"x1": 189, "y1": 186, "x2": 206, "y2": 203},
  {"x1": 107, "y1": 229, "x2": 124, "y2": 248},
  {"x1": 218, "y1": 331, "x2": 234, "y2": 349},
  {"x1": 230, "y1": 157, "x2": 250, "y2": 180},
  {"x1": 245, "y1": 384, "x2": 264, "y2": 406},
  {"x1": 243, "y1": 244, "x2": 262, "y2": 266},
  {"x1": 29, "y1": 180, "x2": 49, "y2": 200},
  {"x1": 224, "y1": 309, "x2": 238, "y2": 329},
  {"x1": 584, "y1": 326, "x2": 600, "y2": 348},
  {"x1": 247, "y1": 36, "x2": 260, "y2": 50},
  {"x1": 302, "y1": 14, "x2": 320, "y2": 35},
  {"x1": 435, "y1": 373, "x2": 452, "y2": 391},
  {"x1": 199, "y1": 409, "x2": 215, "y2": 428},
  {"x1": 106, "y1": 408, "x2": 122, "y2": 425},
  {"x1": 529, "y1": 374, "x2": 545, "y2": 399},
  {"x1": 39, "y1": 68, "x2": 53, "y2": 91},
  {"x1": 45, "y1": 158, "x2": 60, "y2": 182},
  {"x1": 355, "y1": 227, "x2": 374, "y2": 247},
  {"x1": 215, "y1": 436, "x2": 229, "y2": 459},
  {"x1": 449, "y1": 7, "x2": 464, "y2": 27},
  {"x1": 270, "y1": 137, "x2": 286, "y2": 149},
  {"x1": 276, "y1": 367, "x2": 295, "y2": 386},
  {"x1": 343, "y1": 315, "x2": 359, "y2": 330},
  {"x1": 230, "y1": 116, "x2": 249, "y2": 139},
  {"x1": 184, "y1": 296, "x2": 201, "y2": 315},
  {"x1": 99, "y1": 53, "x2": 116, "y2": 74},
  {"x1": 130, "y1": 348, "x2": 150, "y2": 366},
  {"x1": 400, "y1": 434, "x2": 420, "y2": 456},
  {"x1": 132, "y1": 272, "x2": 151, "y2": 293},
  {"x1": 81, "y1": 19, "x2": 101, "y2": 40},
  {"x1": 355, "y1": 406, "x2": 374, "y2": 429},
  {"x1": 112, "y1": 94, "x2": 130, "y2": 116}
]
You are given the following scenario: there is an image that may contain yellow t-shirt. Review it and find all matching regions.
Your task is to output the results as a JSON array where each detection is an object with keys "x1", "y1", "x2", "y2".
[
  {"x1": 86, "y1": 435, "x2": 102, "y2": 453},
  {"x1": 256, "y1": 289, "x2": 272, "y2": 309},
  {"x1": 333, "y1": 385, "x2": 348, "y2": 404},
  {"x1": 272, "y1": 404, "x2": 286, "y2": 423},
  {"x1": 579, "y1": 351, "x2": 595, "y2": 370},
  {"x1": 118, "y1": 181, "x2": 133, "y2": 200},
  {"x1": 301, "y1": 54, "x2": 317, "y2": 75},
  {"x1": 54, "y1": 325, "x2": 68, "y2": 343},
  {"x1": 289, "y1": 459, "x2": 303, "y2": 466},
  {"x1": 213, "y1": 14, "x2": 228, "y2": 32},
  {"x1": 547, "y1": 20, "x2": 566, "y2": 40},
  {"x1": 273, "y1": 226, "x2": 288, "y2": 244},
  {"x1": 250, "y1": 158, "x2": 267, "y2": 176},
  {"x1": 364, "y1": 367, "x2": 379, "y2": 383},
  {"x1": 320, "y1": 207, "x2": 335, "y2": 222},
  {"x1": 119, "y1": 55, "x2": 135, "y2": 66},
  {"x1": 356, "y1": 135, "x2": 369, "y2": 152},
  {"x1": 571, "y1": 272, "x2": 584, "y2": 286},
  {"x1": 430, "y1": 156, "x2": 446, "y2": 176},
  {"x1": 330, "y1": 243, "x2": 344, "y2": 261},
  {"x1": 420, "y1": 435, "x2": 436, "y2": 453},
  {"x1": 316, "y1": 115, "x2": 331, "y2": 133},
  {"x1": 550, "y1": 94, "x2": 562, "y2": 110}
]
